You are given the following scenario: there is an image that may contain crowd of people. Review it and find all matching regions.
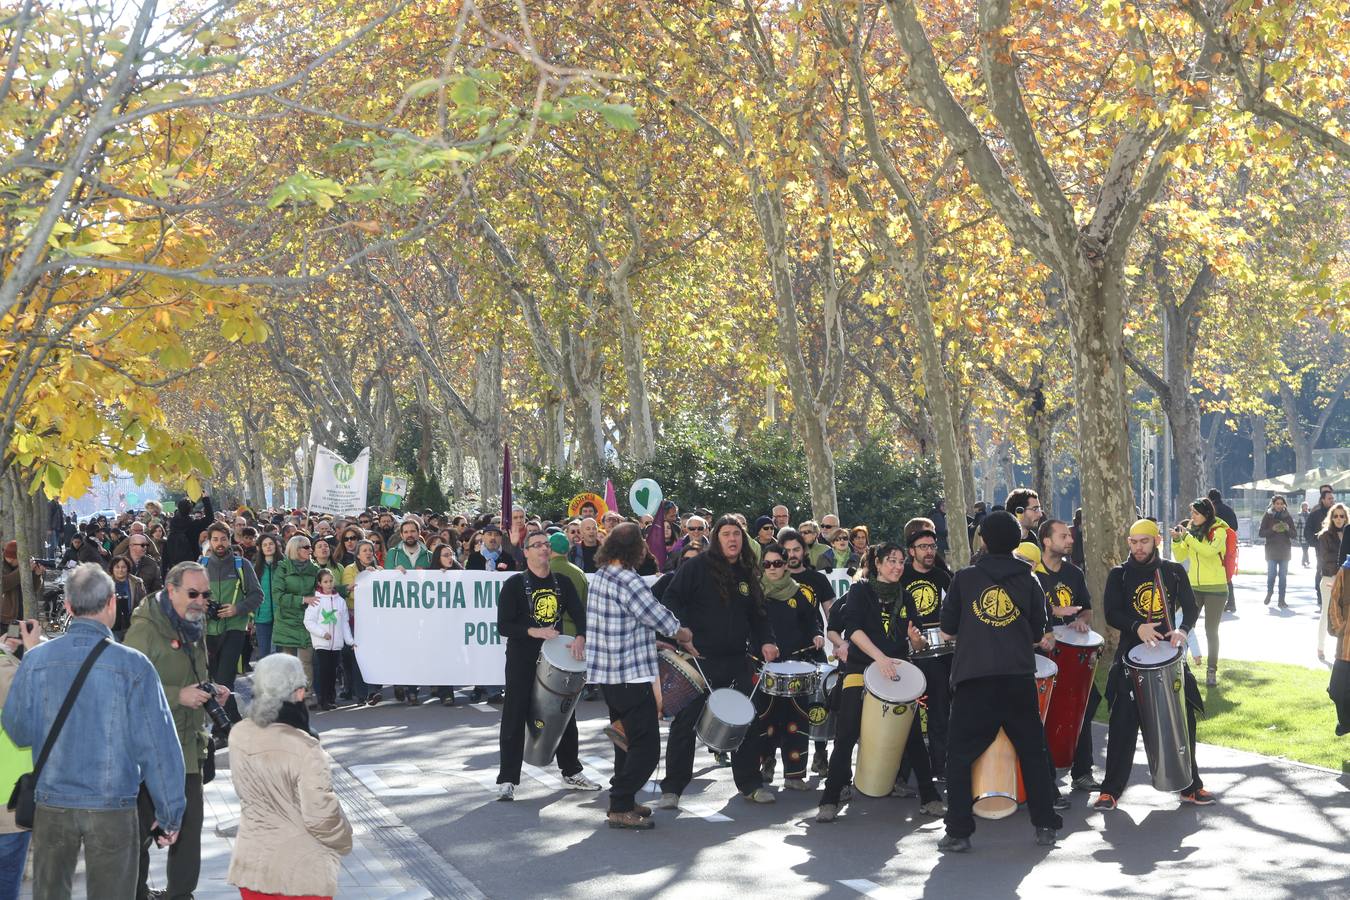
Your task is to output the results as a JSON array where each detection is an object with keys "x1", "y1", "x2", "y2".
[{"x1": 0, "y1": 481, "x2": 1346, "y2": 896}]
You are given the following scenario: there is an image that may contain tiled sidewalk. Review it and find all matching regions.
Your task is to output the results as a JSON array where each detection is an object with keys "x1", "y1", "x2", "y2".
[{"x1": 20, "y1": 766, "x2": 433, "y2": 899}]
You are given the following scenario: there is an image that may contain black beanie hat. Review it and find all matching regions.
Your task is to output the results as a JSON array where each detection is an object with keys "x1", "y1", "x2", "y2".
[{"x1": 981, "y1": 510, "x2": 1021, "y2": 555}]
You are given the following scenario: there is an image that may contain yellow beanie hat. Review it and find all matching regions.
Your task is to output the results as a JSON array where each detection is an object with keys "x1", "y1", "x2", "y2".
[
  {"x1": 1129, "y1": 519, "x2": 1161, "y2": 538},
  {"x1": 1015, "y1": 540, "x2": 1042, "y2": 569}
]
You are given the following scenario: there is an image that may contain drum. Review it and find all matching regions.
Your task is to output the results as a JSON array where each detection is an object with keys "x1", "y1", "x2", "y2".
[
  {"x1": 696, "y1": 688, "x2": 755, "y2": 752},
  {"x1": 759, "y1": 660, "x2": 819, "y2": 697},
  {"x1": 1014, "y1": 655, "x2": 1058, "y2": 803},
  {"x1": 657, "y1": 648, "x2": 708, "y2": 720},
  {"x1": 1045, "y1": 626, "x2": 1105, "y2": 768},
  {"x1": 807, "y1": 663, "x2": 839, "y2": 740},
  {"x1": 1125, "y1": 642, "x2": 1191, "y2": 792},
  {"x1": 524, "y1": 636, "x2": 587, "y2": 766},
  {"x1": 911, "y1": 625, "x2": 955, "y2": 659},
  {"x1": 854, "y1": 661, "x2": 927, "y2": 798}
]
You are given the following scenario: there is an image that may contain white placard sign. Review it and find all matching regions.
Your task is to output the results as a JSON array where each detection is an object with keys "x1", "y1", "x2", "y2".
[
  {"x1": 308, "y1": 446, "x2": 370, "y2": 516},
  {"x1": 352, "y1": 568, "x2": 658, "y2": 685}
]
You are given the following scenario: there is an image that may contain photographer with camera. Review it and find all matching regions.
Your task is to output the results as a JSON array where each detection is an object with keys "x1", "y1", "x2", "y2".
[
  {"x1": 3, "y1": 563, "x2": 185, "y2": 900},
  {"x1": 200, "y1": 523, "x2": 262, "y2": 709},
  {"x1": 125, "y1": 561, "x2": 229, "y2": 900}
]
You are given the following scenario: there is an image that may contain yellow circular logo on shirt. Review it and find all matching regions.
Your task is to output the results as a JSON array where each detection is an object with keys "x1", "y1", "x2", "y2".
[
  {"x1": 974, "y1": 586, "x2": 1019, "y2": 627},
  {"x1": 800, "y1": 585, "x2": 817, "y2": 607},
  {"x1": 738, "y1": 582, "x2": 750, "y2": 596},
  {"x1": 532, "y1": 588, "x2": 560, "y2": 626},
  {"x1": 910, "y1": 580, "x2": 940, "y2": 616},
  {"x1": 1053, "y1": 582, "x2": 1074, "y2": 608},
  {"x1": 1132, "y1": 582, "x2": 1164, "y2": 619}
]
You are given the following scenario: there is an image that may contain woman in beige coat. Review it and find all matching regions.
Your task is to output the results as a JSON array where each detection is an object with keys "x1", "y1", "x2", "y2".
[{"x1": 229, "y1": 653, "x2": 352, "y2": 899}]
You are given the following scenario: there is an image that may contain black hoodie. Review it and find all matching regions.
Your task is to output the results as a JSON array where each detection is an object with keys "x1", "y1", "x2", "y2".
[
  {"x1": 1103, "y1": 552, "x2": 1197, "y2": 661},
  {"x1": 940, "y1": 554, "x2": 1048, "y2": 688},
  {"x1": 661, "y1": 552, "x2": 773, "y2": 659}
]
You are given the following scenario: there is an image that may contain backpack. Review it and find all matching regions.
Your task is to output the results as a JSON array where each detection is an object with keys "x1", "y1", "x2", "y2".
[{"x1": 1209, "y1": 524, "x2": 1238, "y2": 581}]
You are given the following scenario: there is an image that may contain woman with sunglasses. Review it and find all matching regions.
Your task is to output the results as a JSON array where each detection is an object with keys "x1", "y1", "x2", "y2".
[
  {"x1": 336, "y1": 528, "x2": 363, "y2": 567},
  {"x1": 1318, "y1": 503, "x2": 1348, "y2": 663},
  {"x1": 757, "y1": 544, "x2": 824, "y2": 791},
  {"x1": 272, "y1": 535, "x2": 321, "y2": 703}
]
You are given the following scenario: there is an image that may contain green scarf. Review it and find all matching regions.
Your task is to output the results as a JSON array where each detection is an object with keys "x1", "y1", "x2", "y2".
[{"x1": 762, "y1": 572, "x2": 801, "y2": 602}]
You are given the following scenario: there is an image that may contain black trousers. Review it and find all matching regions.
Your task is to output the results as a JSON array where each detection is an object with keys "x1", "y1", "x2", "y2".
[
  {"x1": 1071, "y1": 684, "x2": 1103, "y2": 779},
  {"x1": 944, "y1": 676, "x2": 1062, "y2": 839},
  {"x1": 137, "y1": 773, "x2": 203, "y2": 900},
  {"x1": 205, "y1": 629, "x2": 246, "y2": 689},
  {"x1": 497, "y1": 644, "x2": 580, "y2": 785},
  {"x1": 314, "y1": 648, "x2": 341, "y2": 707},
  {"x1": 756, "y1": 693, "x2": 810, "y2": 778},
  {"x1": 603, "y1": 682, "x2": 661, "y2": 812},
  {"x1": 914, "y1": 653, "x2": 953, "y2": 776},
  {"x1": 1101, "y1": 664, "x2": 1202, "y2": 798},
  {"x1": 660, "y1": 655, "x2": 764, "y2": 796},
  {"x1": 823, "y1": 681, "x2": 940, "y2": 805}
]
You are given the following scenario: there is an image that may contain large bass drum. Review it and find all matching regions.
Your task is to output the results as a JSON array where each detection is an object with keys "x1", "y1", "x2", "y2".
[
  {"x1": 1125, "y1": 642, "x2": 1191, "y2": 792},
  {"x1": 524, "y1": 636, "x2": 587, "y2": 766},
  {"x1": 854, "y1": 661, "x2": 926, "y2": 798},
  {"x1": 1045, "y1": 626, "x2": 1104, "y2": 768}
]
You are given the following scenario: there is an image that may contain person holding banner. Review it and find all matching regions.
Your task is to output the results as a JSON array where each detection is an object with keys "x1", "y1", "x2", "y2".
[{"x1": 495, "y1": 533, "x2": 600, "y2": 801}]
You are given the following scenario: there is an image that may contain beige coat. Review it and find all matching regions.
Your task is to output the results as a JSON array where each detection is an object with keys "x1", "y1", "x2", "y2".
[
  {"x1": 1330, "y1": 570, "x2": 1350, "y2": 664},
  {"x1": 226, "y1": 718, "x2": 352, "y2": 897}
]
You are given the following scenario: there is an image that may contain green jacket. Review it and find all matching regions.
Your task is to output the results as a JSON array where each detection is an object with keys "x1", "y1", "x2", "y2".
[
  {"x1": 124, "y1": 593, "x2": 210, "y2": 775},
  {"x1": 201, "y1": 552, "x2": 263, "y2": 636},
  {"x1": 808, "y1": 542, "x2": 831, "y2": 569},
  {"x1": 1172, "y1": 520, "x2": 1229, "y2": 592},
  {"x1": 272, "y1": 557, "x2": 319, "y2": 649},
  {"x1": 550, "y1": 556, "x2": 589, "y2": 637},
  {"x1": 385, "y1": 543, "x2": 431, "y2": 570},
  {"x1": 255, "y1": 560, "x2": 277, "y2": 625}
]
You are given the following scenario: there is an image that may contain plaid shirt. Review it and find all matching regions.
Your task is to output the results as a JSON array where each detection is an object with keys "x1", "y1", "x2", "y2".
[{"x1": 585, "y1": 565, "x2": 681, "y2": 684}]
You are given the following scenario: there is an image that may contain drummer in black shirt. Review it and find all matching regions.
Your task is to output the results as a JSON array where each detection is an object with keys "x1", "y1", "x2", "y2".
[
  {"x1": 816, "y1": 542, "x2": 944, "y2": 823},
  {"x1": 1035, "y1": 519, "x2": 1102, "y2": 792},
  {"x1": 779, "y1": 529, "x2": 837, "y2": 775},
  {"x1": 757, "y1": 544, "x2": 824, "y2": 789},
  {"x1": 937, "y1": 511, "x2": 1062, "y2": 852},
  {"x1": 495, "y1": 533, "x2": 599, "y2": 800},
  {"x1": 1095, "y1": 519, "x2": 1214, "y2": 811},
  {"x1": 900, "y1": 519, "x2": 953, "y2": 779}
]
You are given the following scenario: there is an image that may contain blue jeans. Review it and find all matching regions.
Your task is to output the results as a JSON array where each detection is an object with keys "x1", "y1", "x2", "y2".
[
  {"x1": 1266, "y1": 559, "x2": 1288, "y2": 601},
  {"x1": 0, "y1": 831, "x2": 31, "y2": 900},
  {"x1": 254, "y1": 621, "x2": 274, "y2": 660}
]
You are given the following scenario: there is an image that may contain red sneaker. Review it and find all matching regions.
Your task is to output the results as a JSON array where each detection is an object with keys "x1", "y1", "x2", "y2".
[
  {"x1": 1093, "y1": 792, "x2": 1117, "y2": 811},
  {"x1": 1180, "y1": 788, "x2": 1216, "y2": 806}
]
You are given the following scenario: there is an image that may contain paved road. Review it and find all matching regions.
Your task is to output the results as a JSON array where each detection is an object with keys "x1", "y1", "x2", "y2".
[{"x1": 1218, "y1": 571, "x2": 1336, "y2": 670}]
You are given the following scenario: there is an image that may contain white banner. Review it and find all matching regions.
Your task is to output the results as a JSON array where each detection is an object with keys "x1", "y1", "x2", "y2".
[
  {"x1": 352, "y1": 568, "x2": 658, "y2": 685},
  {"x1": 307, "y1": 446, "x2": 369, "y2": 516}
]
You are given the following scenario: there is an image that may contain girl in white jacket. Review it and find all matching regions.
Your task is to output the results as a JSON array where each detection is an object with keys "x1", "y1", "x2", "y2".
[{"x1": 305, "y1": 569, "x2": 354, "y2": 710}]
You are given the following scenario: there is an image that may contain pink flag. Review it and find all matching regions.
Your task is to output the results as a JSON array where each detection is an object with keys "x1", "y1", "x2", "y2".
[{"x1": 604, "y1": 478, "x2": 619, "y2": 517}]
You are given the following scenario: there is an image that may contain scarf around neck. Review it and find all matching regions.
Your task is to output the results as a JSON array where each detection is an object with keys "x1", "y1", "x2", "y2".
[
  {"x1": 762, "y1": 572, "x2": 800, "y2": 602},
  {"x1": 159, "y1": 590, "x2": 202, "y2": 643},
  {"x1": 276, "y1": 700, "x2": 315, "y2": 737}
]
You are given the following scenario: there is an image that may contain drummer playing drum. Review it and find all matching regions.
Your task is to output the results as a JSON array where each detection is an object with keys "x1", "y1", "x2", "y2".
[
  {"x1": 816, "y1": 541, "x2": 945, "y2": 823},
  {"x1": 758, "y1": 544, "x2": 825, "y2": 790},
  {"x1": 1095, "y1": 520, "x2": 1216, "y2": 811}
]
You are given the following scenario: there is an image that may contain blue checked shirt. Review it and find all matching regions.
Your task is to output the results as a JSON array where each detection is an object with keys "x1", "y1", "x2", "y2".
[{"x1": 585, "y1": 565, "x2": 682, "y2": 684}]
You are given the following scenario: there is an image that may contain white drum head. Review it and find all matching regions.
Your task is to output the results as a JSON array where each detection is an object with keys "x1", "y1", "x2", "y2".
[
  {"x1": 707, "y1": 688, "x2": 754, "y2": 726},
  {"x1": 541, "y1": 635, "x2": 585, "y2": 673},
  {"x1": 1052, "y1": 626, "x2": 1104, "y2": 649},
  {"x1": 1034, "y1": 655, "x2": 1059, "y2": 680},
  {"x1": 1127, "y1": 641, "x2": 1182, "y2": 669},
  {"x1": 764, "y1": 661, "x2": 816, "y2": 676},
  {"x1": 863, "y1": 660, "x2": 926, "y2": 703}
]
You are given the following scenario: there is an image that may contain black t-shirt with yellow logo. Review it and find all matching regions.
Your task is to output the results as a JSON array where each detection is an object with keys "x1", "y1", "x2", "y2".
[
  {"x1": 1034, "y1": 561, "x2": 1091, "y2": 627},
  {"x1": 497, "y1": 569, "x2": 585, "y2": 651},
  {"x1": 1103, "y1": 554, "x2": 1197, "y2": 661},
  {"x1": 900, "y1": 562, "x2": 952, "y2": 628}
]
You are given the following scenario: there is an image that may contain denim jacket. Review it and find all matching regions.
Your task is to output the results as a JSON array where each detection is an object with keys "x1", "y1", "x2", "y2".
[{"x1": 0, "y1": 618, "x2": 186, "y2": 830}]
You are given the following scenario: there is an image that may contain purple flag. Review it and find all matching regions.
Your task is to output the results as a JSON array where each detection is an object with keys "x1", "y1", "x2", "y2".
[
  {"x1": 501, "y1": 444, "x2": 512, "y2": 520},
  {"x1": 646, "y1": 500, "x2": 671, "y2": 570}
]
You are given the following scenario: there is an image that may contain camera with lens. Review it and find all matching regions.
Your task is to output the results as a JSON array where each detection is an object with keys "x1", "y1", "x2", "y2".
[
  {"x1": 197, "y1": 682, "x2": 231, "y2": 733},
  {"x1": 205, "y1": 600, "x2": 222, "y2": 621}
]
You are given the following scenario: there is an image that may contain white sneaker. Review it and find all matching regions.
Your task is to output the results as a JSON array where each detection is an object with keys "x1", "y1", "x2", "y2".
[
  {"x1": 563, "y1": 773, "x2": 601, "y2": 791},
  {"x1": 654, "y1": 792, "x2": 680, "y2": 810},
  {"x1": 497, "y1": 783, "x2": 515, "y2": 802}
]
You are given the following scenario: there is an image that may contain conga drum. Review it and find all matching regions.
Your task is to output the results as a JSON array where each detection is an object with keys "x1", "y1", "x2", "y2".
[
  {"x1": 1125, "y1": 642, "x2": 1191, "y2": 792},
  {"x1": 1045, "y1": 626, "x2": 1104, "y2": 768},
  {"x1": 1014, "y1": 655, "x2": 1058, "y2": 803},
  {"x1": 657, "y1": 648, "x2": 708, "y2": 720},
  {"x1": 973, "y1": 656, "x2": 1057, "y2": 818},
  {"x1": 524, "y1": 636, "x2": 587, "y2": 766},
  {"x1": 854, "y1": 661, "x2": 926, "y2": 798}
]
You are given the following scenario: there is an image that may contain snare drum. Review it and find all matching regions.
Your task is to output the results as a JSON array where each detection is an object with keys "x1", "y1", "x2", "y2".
[
  {"x1": 912, "y1": 625, "x2": 955, "y2": 659},
  {"x1": 658, "y1": 648, "x2": 708, "y2": 720},
  {"x1": 854, "y1": 661, "x2": 926, "y2": 797},
  {"x1": 807, "y1": 663, "x2": 839, "y2": 740},
  {"x1": 696, "y1": 688, "x2": 755, "y2": 752},
  {"x1": 759, "y1": 660, "x2": 819, "y2": 697},
  {"x1": 1125, "y1": 642, "x2": 1191, "y2": 792}
]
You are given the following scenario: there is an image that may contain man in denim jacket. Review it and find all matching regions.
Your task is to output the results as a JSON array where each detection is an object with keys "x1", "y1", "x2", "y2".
[{"x1": 3, "y1": 563, "x2": 185, "y2": 899}]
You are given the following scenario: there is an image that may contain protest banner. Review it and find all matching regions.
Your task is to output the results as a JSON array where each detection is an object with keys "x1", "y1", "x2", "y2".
[
  {"x1": 308, "y1": 446, "x2": 370, "y2": 516},
  {"x1": 352, "y1": 568, "x2": 658, "y2": 685}
]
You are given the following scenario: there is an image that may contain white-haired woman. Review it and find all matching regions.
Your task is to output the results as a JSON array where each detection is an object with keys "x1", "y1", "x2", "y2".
[{"x1": 229, "y1": 654, "x2": 352, "y2": 899}]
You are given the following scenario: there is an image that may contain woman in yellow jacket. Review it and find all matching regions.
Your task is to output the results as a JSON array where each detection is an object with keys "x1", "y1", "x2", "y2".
[{"x1": 1171, "y1": 497, "x2": 1230, "y2": 687}]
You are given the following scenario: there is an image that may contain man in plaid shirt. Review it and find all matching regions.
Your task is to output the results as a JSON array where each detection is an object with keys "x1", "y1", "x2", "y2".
[{"x1": 586, "y1": 523, "x2": 693, "y2": 830}]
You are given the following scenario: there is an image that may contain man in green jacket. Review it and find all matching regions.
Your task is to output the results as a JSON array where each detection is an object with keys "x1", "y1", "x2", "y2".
[
  {"x1": 125, "y1": 561, "x2": 229, "y2": 900},
  {"x1": 201, "y1": 522, "x2": 263, "y2": 701},
  {"x1": 386, "y1": 516, "x2": 431, "y2": 570},
  {"x1": 548, "y1": 531, "x2": 588, "y2": 636}
]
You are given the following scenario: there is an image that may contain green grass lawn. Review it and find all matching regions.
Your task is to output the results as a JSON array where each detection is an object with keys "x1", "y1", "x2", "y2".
[{"x1": 1093, "y1": 658, "x2": 1346, "y2": 770}]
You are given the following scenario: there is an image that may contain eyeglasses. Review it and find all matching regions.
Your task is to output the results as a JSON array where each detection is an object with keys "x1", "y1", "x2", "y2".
[
  {"x1": 912, "y1": 542, "x2": 938, "y2": 551},
  {"x1": 185, "y1": 589, "x2": 212, "y2": 599},
  {"x1": 526, "y1": 541, "x2": 550, "y2": 550},
  {"x1": 298, "y1": 545, "x2": 312, "y2": 551},
  {"x1": 343, "y1": 536, "x2": 358, "y2": 542},
  {"x1": 130, "y1": 541, "x2": 148, "y2": 547},
  {"x1": 762, "y1": 559, "x2": 786, "y2": 569},
  {"x1": 800, "y1": 529, "x2": 816, "y2": 535}
]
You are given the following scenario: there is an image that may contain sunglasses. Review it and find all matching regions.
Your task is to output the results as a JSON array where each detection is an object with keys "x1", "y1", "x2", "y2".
[
  {"x1": 298, "y1": 545, "x2": 312, "y2": 551},
  {"x1": 343, "y1": 536, "x2": 358, "y2": 542},
  {"x1": 762, "y1": 559, "x2": 786, "y2": 569},
  {"x1": 185, "y1": 589, "x2": 212, "y2": 599},
  {"x1": 687, "y1": 525, "x2": 706, "y2": 532}
]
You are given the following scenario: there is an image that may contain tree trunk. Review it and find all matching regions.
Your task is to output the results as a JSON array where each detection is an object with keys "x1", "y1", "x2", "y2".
[
  {"x1": 612, "y1": 279, "x2": 656, "y2": 462},
  {"x1": 4, "y1": 470, "x2": 39, "y2": 619},
  {"x1": 800, "y1": 408, "x2": 840, "y2": 520},
  {"x1": 572, "y1": 388, "x2": 607, "y2": 485},
  {"x1": 1251, "y1": 413, "x2": 1267, "y2": 482},
  {"x1": 470, "y1": 333, "x2": 505, "y2": 503},
  {"x1": 1026, "y1": 386, "x2": 1054, "y2": 505}
]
